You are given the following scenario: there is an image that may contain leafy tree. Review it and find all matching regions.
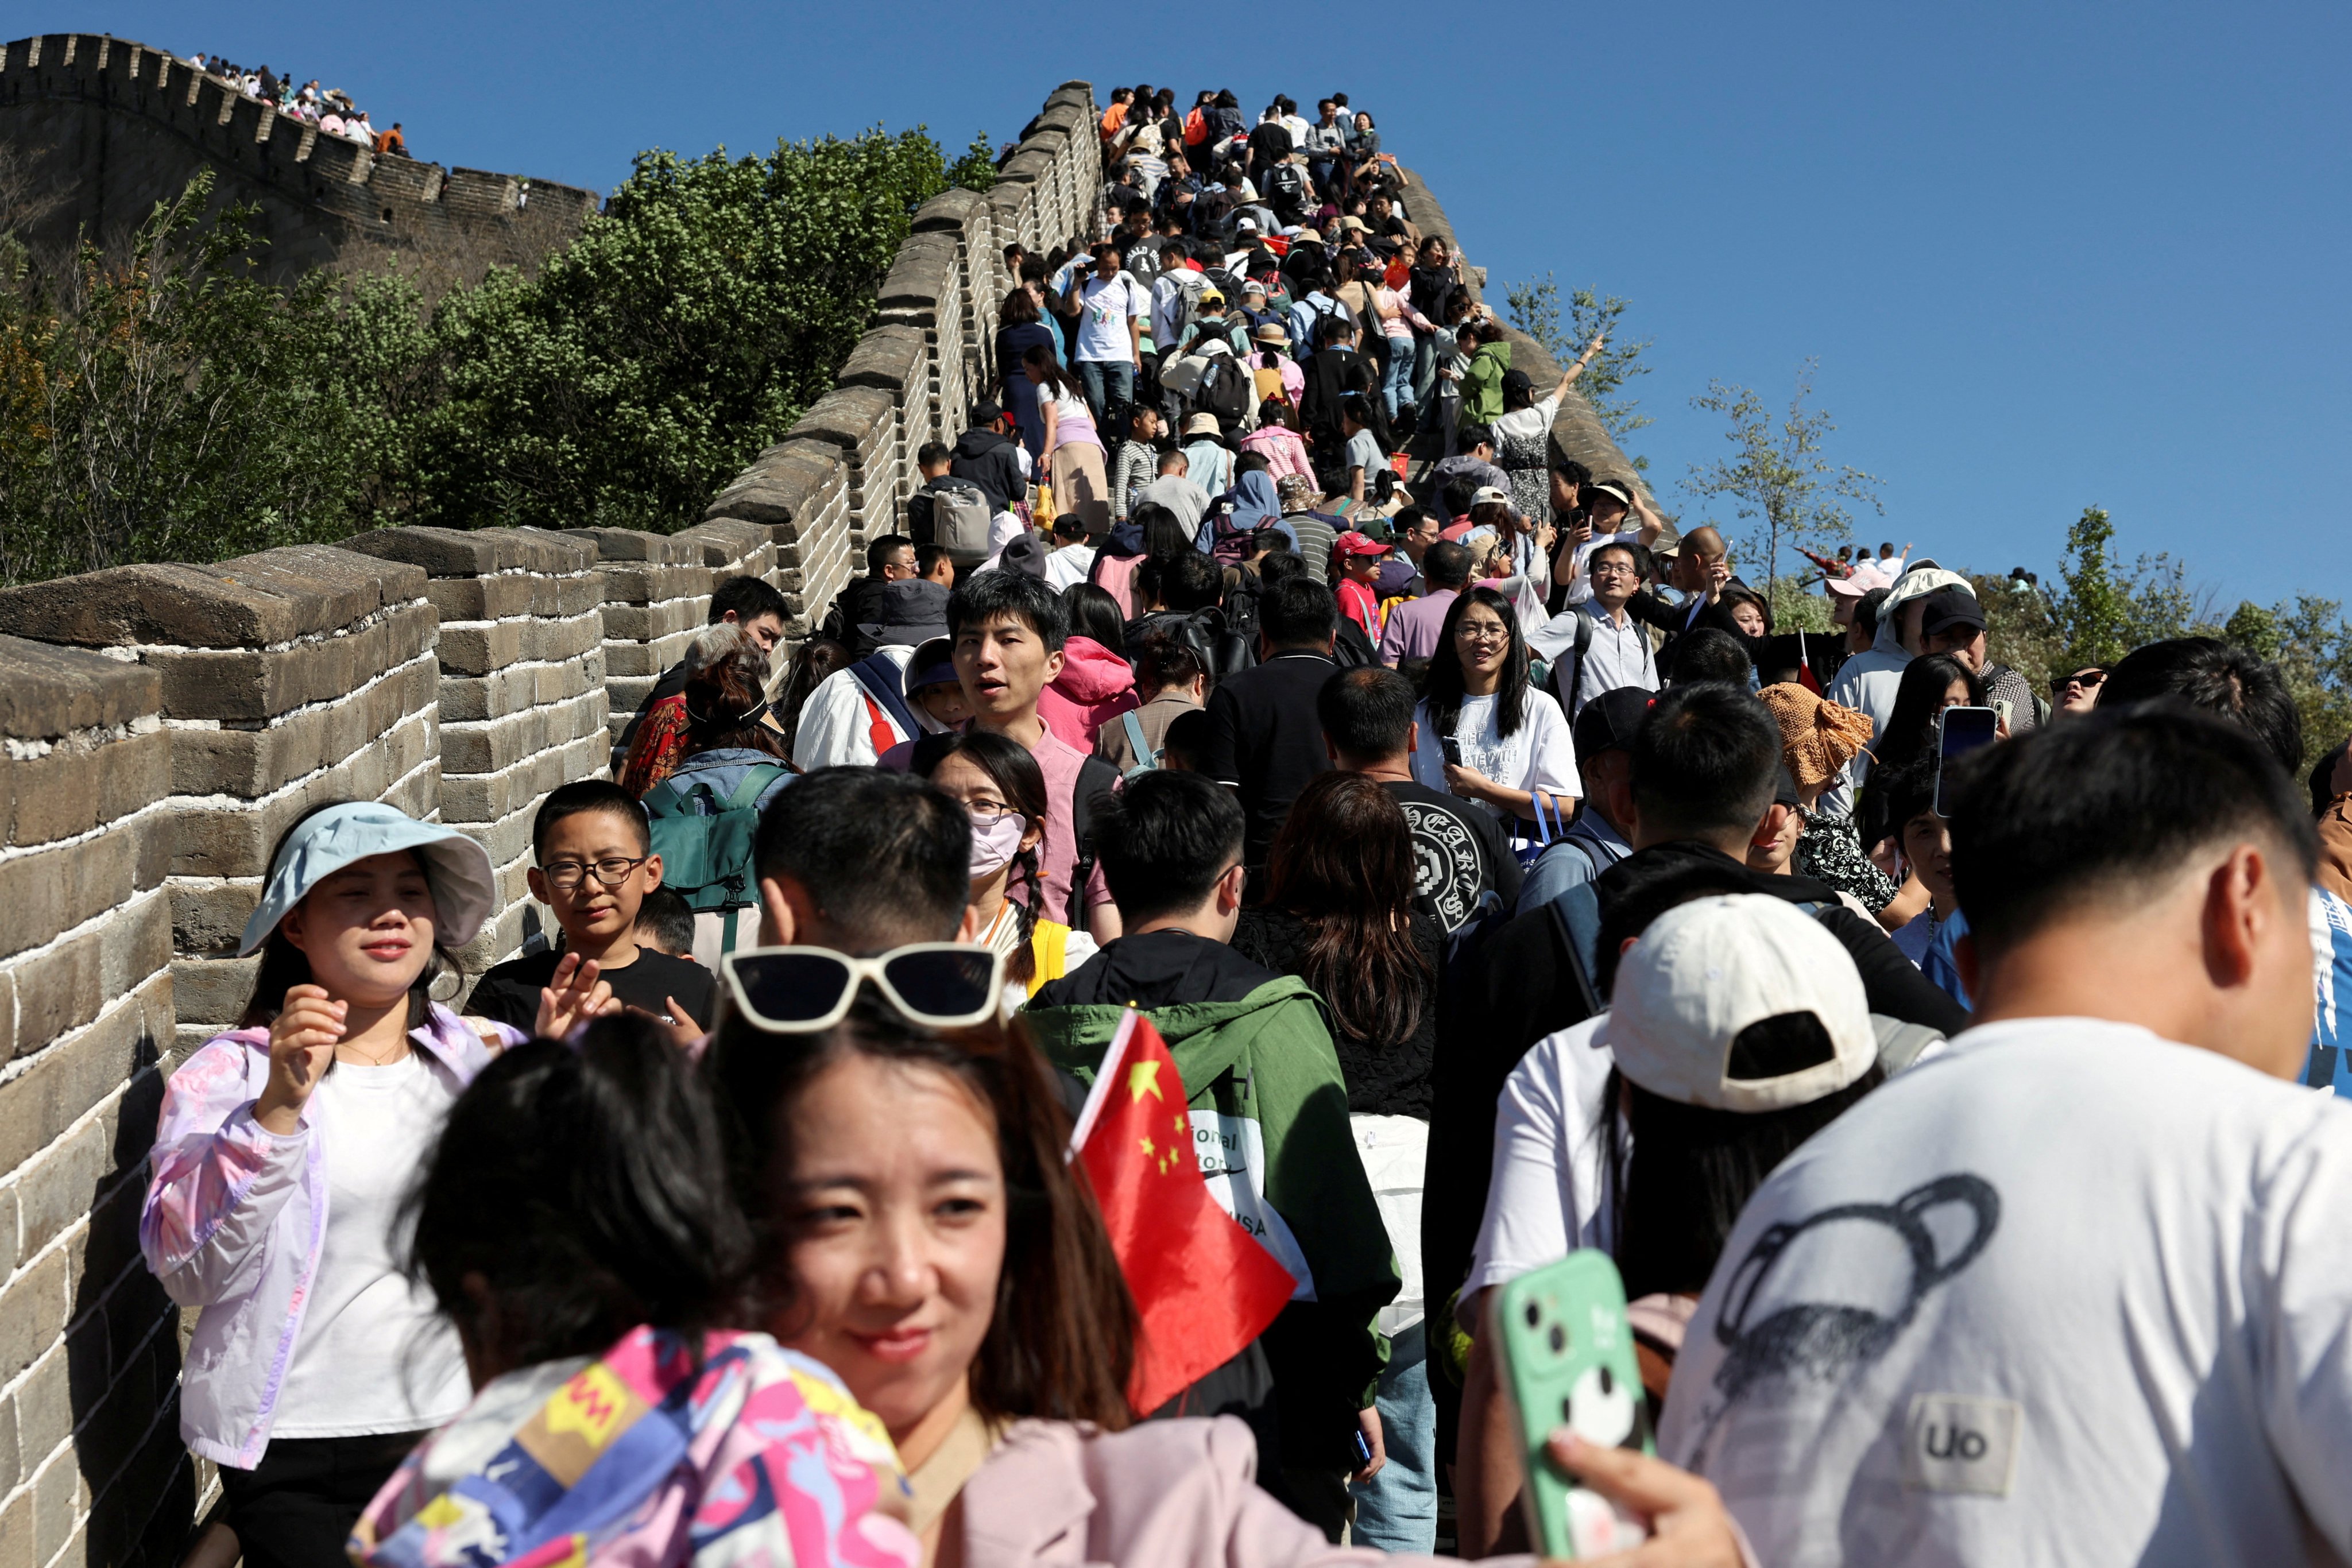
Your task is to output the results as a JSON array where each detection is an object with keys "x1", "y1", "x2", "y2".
[
  {"x1": 1684, "y1": 359, "x2": 1882, "y2": 599},
  {"x1": 1501, "y1": 273, "x2": 1653, "y2": 462},
  {"x1": 946, "y1": 131, "x2": 999, "y2": 193},
  {"x1": 0, "y1": 176, "x2": 398, "y2": 584},
  {"x1": 405, "y1": 127, "x2": 950, "y2": 532}
]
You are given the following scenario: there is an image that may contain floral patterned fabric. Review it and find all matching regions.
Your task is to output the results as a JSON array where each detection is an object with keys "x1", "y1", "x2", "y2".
[
  {"x1": 352, "y1": 1325, "x2": 919, "y2": 1568},
  {"x1": 1796, "y1": 811, "x2": 1898, "y2": 915}
]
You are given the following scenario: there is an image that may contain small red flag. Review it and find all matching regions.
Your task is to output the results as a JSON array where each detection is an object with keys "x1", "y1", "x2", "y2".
[
  {"x1": 1797, "y1": 628, "x2": 1824, "y2": 694},
  {"x1": 1069, "y1": 1011, "x2": 1299, "y2": 1415}
]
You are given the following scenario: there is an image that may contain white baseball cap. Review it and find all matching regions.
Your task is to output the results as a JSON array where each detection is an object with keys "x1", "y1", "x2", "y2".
[{"x1": 1595, "y1": 895, "x2": 1876, "y2": 1112}]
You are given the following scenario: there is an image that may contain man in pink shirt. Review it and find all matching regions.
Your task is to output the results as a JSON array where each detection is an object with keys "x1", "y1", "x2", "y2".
[
  {"x1": 1378, "y1": 540, "x2": 1471, "y2": 665},
  {"x1": 950, "y1": 571, "x2": 1121, "y2": 940}
]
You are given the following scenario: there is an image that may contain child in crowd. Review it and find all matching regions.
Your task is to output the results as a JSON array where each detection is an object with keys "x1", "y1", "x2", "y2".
[
  {"x1": 349, "y1": 1017, "x2": 919, "y2": 1568},
  {"x1": 141, "y1": 800, "x2": 610, "y2": 1567},
  {"x1": 633, "y1": 886, "x2": 699, "y2": 962},
  {"x1": 468, "y1": 781, "x2": 717, "y2": 1035},
  {"x1": 1871, "y1": 761, "x2": 1972, "y2": 1007}
]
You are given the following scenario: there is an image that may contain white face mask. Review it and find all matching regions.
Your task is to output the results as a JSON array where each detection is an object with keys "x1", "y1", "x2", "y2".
[{"x1": 968, "y1": 813, "x2": 1030, "y2": 880}]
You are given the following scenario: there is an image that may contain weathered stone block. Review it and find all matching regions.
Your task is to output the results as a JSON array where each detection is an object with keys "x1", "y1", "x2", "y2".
[{"x1": 0, "y1": 638, "x2": 162, "y2": 750}]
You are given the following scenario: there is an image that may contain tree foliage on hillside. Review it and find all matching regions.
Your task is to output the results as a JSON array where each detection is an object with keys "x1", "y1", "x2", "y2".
[
  {"x1": 1977, "y1": 505, "x2": 2352, "y2": 767},
  {"x1": 1502, "y1": 273, "x2": 1653, "y2": 463},
  {"x1": 1, "y1": 125, "x2": 963, "y2": 582}
]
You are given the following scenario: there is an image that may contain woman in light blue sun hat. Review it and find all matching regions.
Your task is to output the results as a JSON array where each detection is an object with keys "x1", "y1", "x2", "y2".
[{"x1": 137, "y1": 799, "x2": 613, "y2": 1565}]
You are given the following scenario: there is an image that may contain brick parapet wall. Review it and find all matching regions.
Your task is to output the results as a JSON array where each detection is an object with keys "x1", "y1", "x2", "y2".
[
  {"x1": 699, "y1": 82, "x2": 1101, "y2": 647},
  {"x1": 0, "y1": 33, "x2": 597, "y2": 287},
  {"x1": 0, "y1": 78, "x2": 1100, "y2": 1568}
]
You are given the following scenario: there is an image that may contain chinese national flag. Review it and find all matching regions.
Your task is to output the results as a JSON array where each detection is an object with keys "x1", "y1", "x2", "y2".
[{"x1": 1070, "y1": 1011, "x2": 1299, "y2": 1416}]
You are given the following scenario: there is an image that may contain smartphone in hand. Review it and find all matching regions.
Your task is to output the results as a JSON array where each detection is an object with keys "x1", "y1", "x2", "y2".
[
  {"x1": 1490, "y1": 1252, "x2": 1653, "y2": 1559},
  {"x1": 1935, "y1": 706, "x2": 1999, "y2": 818}
]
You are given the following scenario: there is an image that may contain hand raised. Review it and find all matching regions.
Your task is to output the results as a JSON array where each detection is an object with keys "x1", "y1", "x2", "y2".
[
  {"x1": 256, "y1": 985, "x2": 344, "y2": 1132},
  {"x1": 535, "y1": 952, "x2": 618, "y2": 1039},
  {"x1": 623, "y1": 997, "x2": 708, "y2": 1056}
]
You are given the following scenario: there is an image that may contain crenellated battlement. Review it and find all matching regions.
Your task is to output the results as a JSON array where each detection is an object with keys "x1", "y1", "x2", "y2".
[{"x1": 0, "y1": 33, "x2": 598, "y2": 286}]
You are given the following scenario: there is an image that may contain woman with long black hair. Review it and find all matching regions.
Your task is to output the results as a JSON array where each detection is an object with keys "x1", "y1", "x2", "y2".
[
  {"x1": 1232, "y1": 772, "x2": 1445, "y2": 1548},
  {"x1": 1409, "y1": 585, "x2": 1580, "y2": 824}
]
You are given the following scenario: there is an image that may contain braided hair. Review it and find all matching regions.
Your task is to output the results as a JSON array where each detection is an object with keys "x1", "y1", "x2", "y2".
[{"x1": 911, "y1": 730, "x2": 1050, "y2": 989}]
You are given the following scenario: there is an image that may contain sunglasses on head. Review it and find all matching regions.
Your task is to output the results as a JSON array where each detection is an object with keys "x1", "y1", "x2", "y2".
[{"x1": 719, "y1": 944, "x2": 1007, "y2": 1033}]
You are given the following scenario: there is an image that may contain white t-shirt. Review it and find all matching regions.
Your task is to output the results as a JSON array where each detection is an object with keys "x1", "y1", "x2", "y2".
[
  {"x1": 1661, "y1": 1018, "x2": 2352, "y2": 1568},
  {"x1": 1463, "y1": 1017, "x2": 1620, "y2": 1318},
  {"x1": 1074, "y1": 273, "x2": 1148, "y2": 363},
  {"x1": 272, "y1": 1051, "x2": 472, "y2": 1437},
  {"x1": 1411, "y1": 690, "x2": 1583, "y2": 820}
]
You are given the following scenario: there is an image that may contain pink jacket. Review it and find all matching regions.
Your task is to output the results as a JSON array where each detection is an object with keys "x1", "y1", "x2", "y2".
[
  {"x1": 958, "y1": 1416, "x2": 1526, "y2": 1568},
  {"x1": 1238, "y1": 425, "x2": 1314, "y2": 485},
  {"x1": 1039, "y1": 634, "x2": 1140, "y2": 751},
  {"x1": 141, "y1": 1005, "x2": 524, "y2": 1466}
]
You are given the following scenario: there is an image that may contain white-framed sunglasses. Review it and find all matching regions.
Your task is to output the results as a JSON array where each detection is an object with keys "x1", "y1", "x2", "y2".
[{"x1": 718, "y1": 944, "x2": 1007, "y2": 1033}]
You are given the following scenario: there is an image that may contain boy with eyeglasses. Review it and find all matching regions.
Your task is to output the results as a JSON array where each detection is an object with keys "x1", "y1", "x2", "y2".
[{"x1": 467, "y1": 781, "x2": 715, "y2": 1035}]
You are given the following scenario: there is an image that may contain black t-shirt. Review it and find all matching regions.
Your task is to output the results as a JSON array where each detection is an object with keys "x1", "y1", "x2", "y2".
[
  {"x1": 467, "y1": 947, "x2": 717, "y2": 1035},
  {"x1": 1197, "y1": 649, "x2": 1339, "y2": 870},
  {"x1": 1380, "y1": 779, "x2": 1523, "y2": 934},
  {"x1": 1246, "y1": 121, "x2": 1294, "y2": 167}
]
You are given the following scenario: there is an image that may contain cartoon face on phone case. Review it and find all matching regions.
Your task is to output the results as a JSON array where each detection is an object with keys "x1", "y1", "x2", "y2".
[{"x1": 1492, "y1": 1252, "x2": 1654, "y2": 1559}]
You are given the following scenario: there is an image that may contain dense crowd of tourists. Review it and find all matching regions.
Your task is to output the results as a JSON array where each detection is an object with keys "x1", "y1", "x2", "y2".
[{"x1": 131, "y1": 75, "x2": 2352, "y2": 1568}]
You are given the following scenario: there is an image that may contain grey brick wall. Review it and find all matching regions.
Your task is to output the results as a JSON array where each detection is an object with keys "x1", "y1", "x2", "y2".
[{"x1": 0, "y1": 80, "x2": 1104, "y2": 1565}]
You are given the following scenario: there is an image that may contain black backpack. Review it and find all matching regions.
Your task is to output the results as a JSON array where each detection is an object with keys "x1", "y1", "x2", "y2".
[
  {"x1": 1542, "y1": 610, "x2": 1598, "y2": 714},
  {"x1": 1064, "y1": 755, "x2": 1124, "y2": 928},
  {"x1": 1196, "y1": 358, "x2": 1252, "y2": 428}
]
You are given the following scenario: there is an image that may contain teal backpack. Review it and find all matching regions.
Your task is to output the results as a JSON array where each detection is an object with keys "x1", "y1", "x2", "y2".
[{"x1": 643, "y1": 764, "x2": 789, "y2": 954}]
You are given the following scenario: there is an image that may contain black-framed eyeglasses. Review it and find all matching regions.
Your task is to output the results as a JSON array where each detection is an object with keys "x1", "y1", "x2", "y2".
[{"x1": 541, "y1": 855, "x2": 649, "y2": 892}]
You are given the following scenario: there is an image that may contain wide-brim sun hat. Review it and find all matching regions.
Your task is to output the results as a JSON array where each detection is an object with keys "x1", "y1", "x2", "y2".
[
  {"x1": 238, "y1": 801, "x2": 497, "y2": 956},
  {"x1": 1594, "y1": 893, "x2": 1877, "y2": 1113}
]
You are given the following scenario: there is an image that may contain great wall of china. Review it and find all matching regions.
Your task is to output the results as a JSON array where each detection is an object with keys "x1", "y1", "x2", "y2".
[{"x1": 0, "y1": 40, "x2": 1650, "y2": 1566}]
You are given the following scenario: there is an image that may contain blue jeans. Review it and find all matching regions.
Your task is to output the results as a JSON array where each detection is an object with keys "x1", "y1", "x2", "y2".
[
  {"x1": 1076, "y1": 358, "x2": 1133, "y2": 418},
  {"x1": 1349, "y1": 1323, "x2": 1436, "y2": 1552},
  {"x1": 1380, "y1": 338, "x2": 1415, "y2": 420}
]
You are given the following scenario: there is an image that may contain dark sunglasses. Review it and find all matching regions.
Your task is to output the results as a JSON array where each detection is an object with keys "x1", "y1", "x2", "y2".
[
  {"x1": 719, "y1": 944, "x2": 1006, "y2": 1032},
  {"x1": 2051, "y1": 668, "x2": 2108, "y2": 694}
]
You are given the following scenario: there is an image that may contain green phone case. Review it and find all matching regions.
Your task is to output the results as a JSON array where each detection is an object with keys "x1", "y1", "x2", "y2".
[{"x1": 1489, "y1": 1250, "x2": 1654, "y2": 1559}]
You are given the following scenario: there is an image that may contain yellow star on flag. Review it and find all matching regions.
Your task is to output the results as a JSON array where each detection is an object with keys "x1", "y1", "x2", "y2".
[
  {"x1": 1139, "y1": 1134, "x2": 1156, "y2": 1160},
  {"x1": 1128, "y1": 1059, "x2": 1165, "y2": 1102}
]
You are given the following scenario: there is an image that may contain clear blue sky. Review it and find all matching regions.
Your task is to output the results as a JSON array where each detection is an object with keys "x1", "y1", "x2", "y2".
[{"x1": 39, "y1": 0, "x2": 2350, "y2": 609}]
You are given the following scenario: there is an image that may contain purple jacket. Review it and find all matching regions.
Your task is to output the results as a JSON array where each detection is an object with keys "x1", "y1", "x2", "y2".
[
  {"x1": 960, "y1": 1416, "x2": 1528, "y2": 1568},
  {"x1": 139, "y1": 1004, "x2": 521, "y2": 1467}
]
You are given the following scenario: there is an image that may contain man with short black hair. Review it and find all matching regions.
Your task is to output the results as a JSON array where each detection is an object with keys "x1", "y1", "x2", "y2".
[
  {"x1": 1428, "y1": 424, "x2": 1508, "y2": 498},
  {"x1": 1043, "y1": 512, "x2": 1098, "y2": 591},
  {"x1": 1533, "y1": 537, "x2": 1658, "y2": 715},
  {"x1": 821, "y1": 535, "x2": 917, "y2": 650},
  {"x1": 1918, "y1": 584, "x2": 2038, "y2": 733},
  {"x1": 1321, "y1": 665, "x2": 1521, "y2": 934},
  {"x1": 751, "y1": 767, "x2": 970, "y2": 951},
  {"x1": 950, "y1": 401, "x2": 1030, "y2": 514},
  {"x1": 949, "y1": 571, "x2": 1120, "y2": 938},
  {"x1": 2103, "y1": 636, "x2": 2303, "y2": 775},
  {"x1": 1664, "y1": 705, "x2": 2352, "y2": 1567},
  {"x1": 1518, "y1": 686, "x2": 1651, "y2": 907},
  {"x1": 914, "y1": 543, "x2": 954, "y2": 587},
  {"x1": 1379, "y1": 541, "x2": 1468, "y2": 666},
  {"x1": 1668, "y1": 627, "x2": 1754, "y2": 688},
  {"x1": 1200, "y1": 577, "x2": 1343, "y2": 875},
  {"x1": 1026, "y1": 771, "x2": 1398, "y2": 1544},
  {"x1": 614, "y1": 574, "x2": 790, "y2": 771}
]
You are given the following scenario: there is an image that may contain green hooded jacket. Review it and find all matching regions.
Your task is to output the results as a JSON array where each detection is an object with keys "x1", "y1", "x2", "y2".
[
  {"x1": 1461, "y1": 335, "x2": 1513, "y2": 426},
  {"x1": 1027, "y1": 977, "x2": 1400, "y2": 1457}
]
